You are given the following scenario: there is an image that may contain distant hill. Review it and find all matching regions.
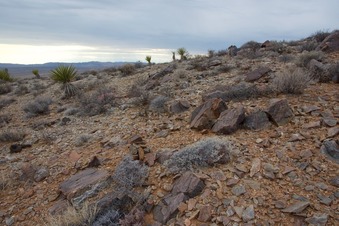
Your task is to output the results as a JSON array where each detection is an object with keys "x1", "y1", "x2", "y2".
[{"x1": 0, "y1": 61, "x2": 135, "y2": 77}]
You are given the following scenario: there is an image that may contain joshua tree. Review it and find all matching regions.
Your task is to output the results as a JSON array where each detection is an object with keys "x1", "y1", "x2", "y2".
[
  {"x1": 145, "y1": 56, "x2": 152, "y2": 65},
  {"x1": 32, "y1": 69, "x2": 41, "y2": 79},
  {"x1": 177, "y1": 48, "x2": 188, "y2": 61},
  {"x1": 172, "y1": 52, "x2": 176, "y2": 61},
  {"x1": 0, "y1": 68, "x2": 13, "y2": 82},
  {"x1": 50, "y1": 65, "x2": 78, "y2": 98}
]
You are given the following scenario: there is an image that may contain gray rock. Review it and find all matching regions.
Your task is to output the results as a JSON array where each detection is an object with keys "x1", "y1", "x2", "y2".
[
  {"x1": 153, "y1": 193, "x2": 187, "y2": 224},
  {"x1": 172, "y1": 172, "x2": 205, "y2": 198},
  {"x1": 34, "y1": 167, "x2": 49, "y2": 182},
  {"x1": 317, "y1": 194, "x2": 332, "y2": 205},
  {"x1": 231, "y1": 184, "x2": 246, "y2": 196},
  {"x1": 190, "y1": 98, "x2": 227, "y2": 130},
  {"x1": 323, "y1": 117, "x2": 337, "y2": 127},
  {"x1": 250, "y1": 158, "x2": 261, "y2": 177},
  {"x1": 169, "y1": 100, "x2": 190, "y2": 114},
  {"x1": 244, "y1": 67, "x2": 271, "y2": 82},
  {"x1": 316, "y1": 31, "x2": 339, "y2": 53},
  {"x1": 329, "y1": 176, "x2": 339, "y2": 187},
  {"x1": 281, "y1": 201, "x2": 310, "y2": 213},
  {"x1": 265, "y1": 98, "x2": 294, "y2": 126},
  {"x1": 198, "y1": 205, "x2": 212, "y2": 222},
  {"x1": 242, "y1": 205, "x2": 255, "y2": 222},
  {"x1": 305, "y1": 213, "x2": 328, "y2": 226},
  {"x1": 212, "y1": 105, "x2": 245, "y2": 134},
  {"x1": 5, "y1": 216, "x2": 15, "y2": 226},
  {"x1": 320, "y1": 139, "x2": 339, "y2": 163},
  {"x1": 243, "y1": 110, "x2": 271, "y2": 131},
  {"x1": 301, "y1": 105, "x2": 321, "y2": 113},
  {"x1": 327, "y1": 127, "x2": 339, "y2": 138},
  {"x1": 59, "y1": 168, "x2": 109, "y2": 200}
]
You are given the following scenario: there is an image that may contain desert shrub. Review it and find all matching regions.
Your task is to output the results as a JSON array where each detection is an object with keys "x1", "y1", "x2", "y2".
[
  {"x1": 207, "y1": 50, "x2": 215, "y2": 58},
  {"x1": 23, "y1": 96, "x2": 52, "y2": 117},
  {"x1": 164, "y1": 137, "x2": 236, "y2": 173},
  {"x1": 119, "y1": 208, "x2": 145, "y2": 226},
  {"x1": 112, "y1": 155, "x2": 148, "y2": 189},
  {"x1": 32, "y1": 69, "x2": 41, "y2": 78},
  {"x1": 78, "y1": 87, "x2": 115, "y2": 116},
  {"x1": 145, "y1": 56, "x2": 151, "y2": 65},
  {"x1": 64, "y1": 107, "x2": 80, "y2": 116},
  {"x1": 74, "y1": 134, "x2": 92, "y2": 147},
  {"x1": 0, "y1": 83, "x2": 12, "y2": 95},
  {"x1": 216, "y1": 49, "x2": 228, "y2": 56},
  {"x1": 14, "y1": 84, "x2": 30, "y2": 96},
  {"x1": 309, "y1": 30, "x2": 330, "y2": 43},
  {"x1": 296, "y1": 51, "x2": 324, "y2": 68},
  {"x1": 102, "y1": 67, "x2": 118, "y2": 74},
  {"x1": 0, "y1": 69, "x2": 13, "y2": 82},
  {"x1": 0, "y1": 97, "x2": 15, "y2": 109},
  {"x1": 204, "y1": 82, "x2": 271, "y2": 102},
  {"x1": 217, "y1": 64, "x2": 233, "y2": 73},
  {"x1": 118, "y1": 64, "x2": 135, "y2": 76},
  {"x1": 278, "y1": 54, "x2": 294, "y2": 63},
  {"x1": 51, "y1": 65, "x2": 78, "y2": 97},
  {"x1": 300, "y1": 41, "x2": 318, "y2": 52},
  {"x1": 0, "y1": 114, "x2": 11, "y2": 126},
  {"x1": 241, "y1": 41, "x2": 261, "y2": 52},
  {"x1": 127, "y1": 84, "x2": 150, "y2": 107},
  {"x1": 267, "y1": 41, "x2": 284, "y2": 53},
  {"x1": 149, "y1": 95, "x2": 169, "y2": 113},
  {"x1": 47, "y1": 202, "x2": 97, "y2": 226},
  {"x1": 272, "y1": 67, "x2": 312, "y2": 94},
  {"x1": 134, "y1": 61, "x2": 145, "y2": 69},
  {"x1": 0, "y1": 130, "x2": 25, "y2": 142}
]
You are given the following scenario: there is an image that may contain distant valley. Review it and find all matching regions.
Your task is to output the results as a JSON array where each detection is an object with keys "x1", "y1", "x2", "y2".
[{"x1": 0, "y1": 61, "x2": 133, "y2": 78}]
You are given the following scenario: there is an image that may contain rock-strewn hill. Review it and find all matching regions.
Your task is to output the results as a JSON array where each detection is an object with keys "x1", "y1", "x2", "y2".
[{"x1": 0, "y1": 31, "x2": 338, "y2": 226}]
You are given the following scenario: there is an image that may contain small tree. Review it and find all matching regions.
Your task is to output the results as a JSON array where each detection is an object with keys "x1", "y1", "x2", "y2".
[
  {"x1": 145, "y1": 56, "x2": 152, "y2": 65},
  {"x1": 32, "y1": 69, "x2": 41, "y2": 79},
  {"x1": 50, "y1": 65, "x2": 78, "y2": 98},
  {"x1": 0, "y1": 68, "x2": 13, "y2": 82},
  {"x1": 177, "y1": 48, "x2": 188, "y2": 61}
]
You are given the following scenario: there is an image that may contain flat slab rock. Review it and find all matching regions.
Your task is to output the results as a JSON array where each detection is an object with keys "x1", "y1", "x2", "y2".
[
  {"x1": 212, "y1": 105, "x2": 245, "y2": 134},
  {"x1": 244, "y1": 67, "x2": 271, "y2": 82},
  {"x1": 59, "y1": 168, "x2": 109, "y2": 200},
  {"x1": 265, "y1": 98, "x2": 294, "y2": 126}
]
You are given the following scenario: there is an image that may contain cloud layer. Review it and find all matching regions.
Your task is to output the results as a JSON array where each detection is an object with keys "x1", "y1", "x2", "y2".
[{"x1": 1, "y1": 0, "x2": 338, "y2": 63}]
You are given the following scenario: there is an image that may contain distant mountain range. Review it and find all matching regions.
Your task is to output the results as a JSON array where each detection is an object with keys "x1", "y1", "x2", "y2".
[{"x1": 0, "y1": 61, "x2": 135, "y2": 77}]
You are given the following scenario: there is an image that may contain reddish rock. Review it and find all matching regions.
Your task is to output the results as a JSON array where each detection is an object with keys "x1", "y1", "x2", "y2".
[
  {"x1": 190, "y1": 98, "x2": 227, "y2": 130},
  {"x1": 59, "y1": 168, "x2": 109, "y2": 200},
  {"x1": 281, "y1": 201, "x2": 310, "y2": 213},
  {"x1": 153, "y1": 193, "x2": 187, "y2": 224},
  {"x1": 172, "y1": 172, "x2": 205, "y2": 198},
  {"x1": 244, "y1": 67, "x2": 271, "y2": 82},
  {"x1": 197, "y1": 205, "x2": 212, "y2": 222},
  {"x1": 128, "y1": 134, "x2": 144, "y2": 144},
  {"x1": 48, "y1": 198, "x2": 69, "y2": 215},
  {"x1": 316, "y1": 31, "x2": 339, "y2": 52},
  {"x1": 265, "y1": 98, "x2": 294, "y2": 126},
  {"x1": 212, "y1": 105, "x2": 245, "y2": 134},
  {"x1": 244, "y1": 110, "x2": 271, "y2": 131}
]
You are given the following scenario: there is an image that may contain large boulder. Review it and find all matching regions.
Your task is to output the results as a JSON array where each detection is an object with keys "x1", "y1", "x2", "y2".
[
  {"x1": 212, "y1": 105, "x2": 245, "y2": 134},
  {"x1": 316, "y1": 31, "x2": 339, "y2": 52},
  {"x1": 190, "y1": 98, "x2": 227, "y2": 130},
  {"x1": 265, "y1": 99, "x2": 294, "y2": 126},
  {"x1": 244, "y1": 67, "x2": 271, "y2": 82},
  {"x1": 244, "y1": 110, "x2": 271, "y2": 131}
]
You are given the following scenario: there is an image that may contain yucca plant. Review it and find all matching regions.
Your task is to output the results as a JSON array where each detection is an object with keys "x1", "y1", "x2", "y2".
[
  {"x1": 145, "y1": 55, "x2": 152, "y2": 65},
  {"x1": 177, "y1": 47, "x2": 188, "y2": 61},
  {"x1": 50, "y1": 65, "x2": 78, "y2": 97},
  {"x1": 32, "y1": 69, "x2": 41, "y2": 79},
  {"x1": 0, "y1": 69, "x2": 13, "y2": 82}
]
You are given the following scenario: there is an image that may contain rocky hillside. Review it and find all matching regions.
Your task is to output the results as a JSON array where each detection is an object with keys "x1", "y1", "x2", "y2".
[{"x1": 0, "y1": 31, "x2": 338, "y2": 226}]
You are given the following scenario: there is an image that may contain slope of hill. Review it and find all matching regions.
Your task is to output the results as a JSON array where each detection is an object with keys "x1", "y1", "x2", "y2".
[{"x1": 0, "y1": 32, "x2": 338, "y2": 226}]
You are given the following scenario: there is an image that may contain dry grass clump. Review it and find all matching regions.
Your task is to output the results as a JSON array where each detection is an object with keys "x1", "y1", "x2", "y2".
[
  {"x1": 0, "y1": 130, "x2": 25, "y2": 142},
  {"x1": 296, "y1": 51, "x2": 324, "y2": 68},
  {"x1": 118, "y1": 64, "x2": 136, "y2": 76},
  {"x1": 272, "y1": 67, "x2": 312, "y2": 94},
  {"x1": 0, "y1": 97, "x2": 15, "y2": 109},
  {"x1": 0, "y1": 83, "x2": 12, "y2": 95},
  {"x1": 47, "y1": 202, "x2": 97, "y2": 226},
  {"x1": 149, "y1": 95, "x2": 169, "y2": 113},
  {"x1": 23, "y1": 96, "x2": 52, "y2": 118},
  {"x1": 0, "y1": 114, "x2": 11, "y2": 126}
]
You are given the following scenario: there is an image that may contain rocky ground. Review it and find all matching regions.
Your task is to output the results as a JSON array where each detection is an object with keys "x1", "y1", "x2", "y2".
[{"x1": 0, "y1": 31, "x2": 338, "y2": 226}]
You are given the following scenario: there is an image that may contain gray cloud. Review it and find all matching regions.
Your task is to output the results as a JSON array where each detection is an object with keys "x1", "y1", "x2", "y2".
[{"x1": 1, "y1": 0, "x2": 338, "y2": 63}]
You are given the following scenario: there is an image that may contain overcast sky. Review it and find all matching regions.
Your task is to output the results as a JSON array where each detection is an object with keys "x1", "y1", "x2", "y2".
[{"x1": 0, "y1": 0, "x2": 338, "y2": 64}]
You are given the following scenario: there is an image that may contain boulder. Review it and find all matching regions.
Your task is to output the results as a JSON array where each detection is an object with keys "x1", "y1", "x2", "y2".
[
  {"x1": 316, "y1": 31, "x2": 339, "y2": 52},
  {"x1": 169, "y1": 100, "x2": 190, "y2": 114},
  {"x1": 244, "y1": 67, "x2": 271, "y2": 82},
  {"x1": 265, "y1": 98, "x2": 294, "y2": 126},
  {"x1": 172, "y1": 172, "x2": 205, "y2": 198},
  {"x1": 243, "y1": 110, "x2": 271, "y2": 131},
  {"x1": 320, "y1": 139, "x2": 339, "y2": 163},
  {"x1": 190, "y1": 98, "x2": 227, "y2": 130},
  {"x1": 212, "y1": 105, "x2": 245, "y2": 134},
  {"x1": 228, "y1": 45, "x2": 238, "y2": 57},
  {"x1": 59, "y1": 168, "x2": 110, "y2": 200}
]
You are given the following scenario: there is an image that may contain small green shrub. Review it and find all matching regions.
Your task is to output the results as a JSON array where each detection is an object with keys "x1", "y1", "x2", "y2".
[
  {"x1": 145, "y1": 56, "x2": 151, "y2": 65},
  {"x1": 0, "y1": 69, "x2": 13, "y2": 82},
  {"x1": 23, "y1": 96, "x2": 52, "y2": 117},
  {"x1": 32, "y1": 69, "x2": 41, "y2": 78},
  {"x1": 272, "y1": 67, "x2": 312, "y2": 94}
]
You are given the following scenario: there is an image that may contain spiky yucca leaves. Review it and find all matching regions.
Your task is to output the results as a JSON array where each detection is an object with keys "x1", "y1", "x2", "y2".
[
  {"x1": 0, "y1": 69, "x2": 13, "y2": 82},
  {"x1": 177, "y1": 47, "x2": 188, "y2": 60},
  {"x1": 145, "y1": 56, "x2": 151, "y2": 65},
  {"x1": 32, "y1": 69, "x2": 41, "y2": 79},
  {"x1": 51, "y1": 65, "x2": 78, "y2": 97}
]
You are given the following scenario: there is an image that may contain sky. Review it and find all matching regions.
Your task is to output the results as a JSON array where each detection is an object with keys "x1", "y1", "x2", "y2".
[{"x1": 0, "y1": 0, "x2": 338, "y2": 64}]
